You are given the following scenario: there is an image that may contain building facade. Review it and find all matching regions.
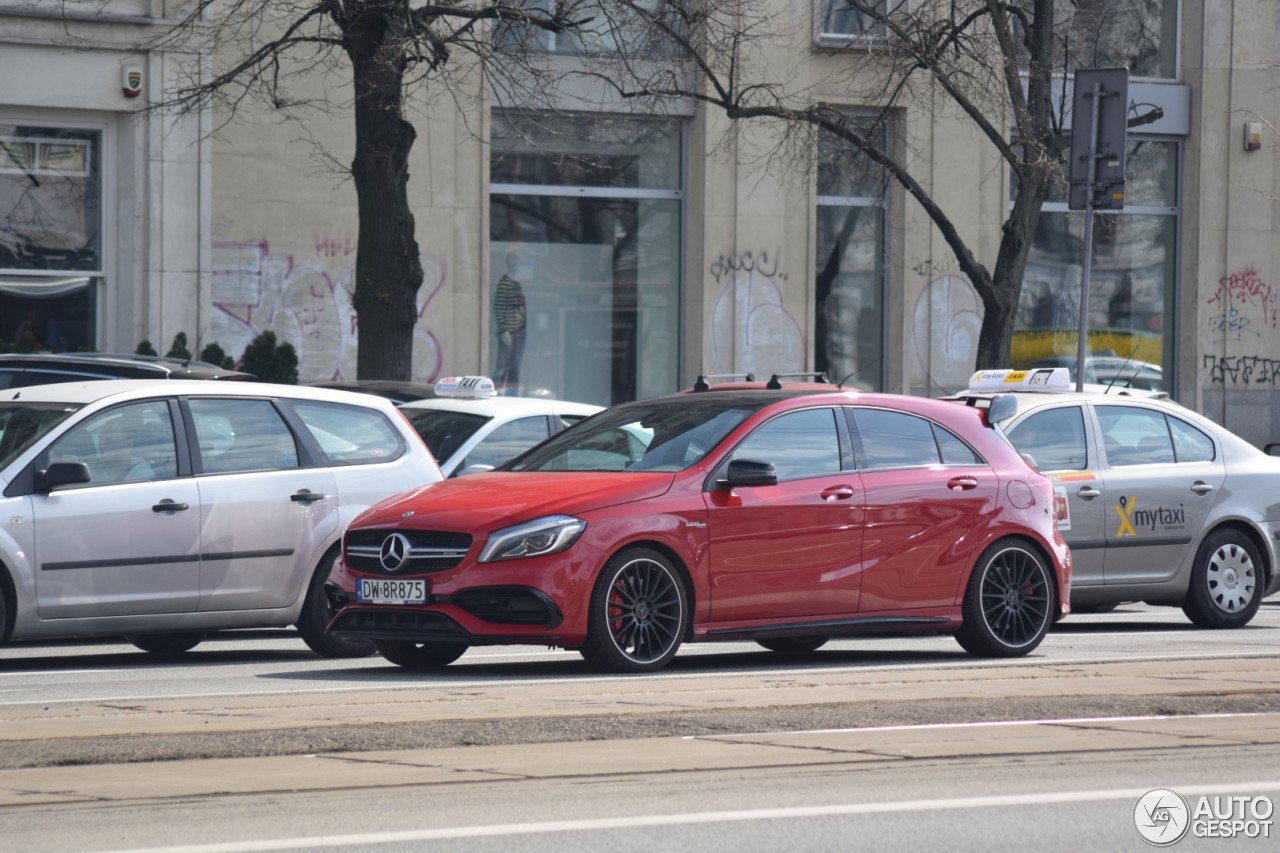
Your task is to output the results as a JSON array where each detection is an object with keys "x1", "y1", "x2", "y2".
[{"x1": 2, "y1": 1, "x2": 1278, "y2": 446}]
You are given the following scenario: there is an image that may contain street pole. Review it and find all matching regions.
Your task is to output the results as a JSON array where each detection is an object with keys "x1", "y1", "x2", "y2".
[{"x1": 1075, "y1": 81, "x2": 1103, "y2": 393}]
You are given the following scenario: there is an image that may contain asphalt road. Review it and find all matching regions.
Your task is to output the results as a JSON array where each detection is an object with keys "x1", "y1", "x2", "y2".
[{"x1": 1, "y1": 601, "x2": 1279, "y2": 852}]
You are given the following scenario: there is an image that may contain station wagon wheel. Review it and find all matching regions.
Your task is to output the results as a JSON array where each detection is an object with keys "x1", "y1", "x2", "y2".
[
  {"x1": 955, "y1": 538, "x2": 1054, "y2": 657},
  {"x1": 126, "y1": 632, "x2": 206, "y2": 656},
  {"x1": 297, "y1": 549, "x2": 376, "y2": 659},
  {"x1": 1182, "y1": 529, "x2": 1262, "y2": 629},
  {"x1": 757, "y1": 636, "x2": 828, "y2": 654},
  {"x1": 581, "y1": 547, "x2": 688, "y2": 673},
  {"x1": 374, "y1": 640, "x2": 468, "y2": 669}
]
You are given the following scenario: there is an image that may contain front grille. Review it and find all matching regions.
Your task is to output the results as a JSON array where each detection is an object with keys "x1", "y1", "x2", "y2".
[
  {"x1": 345, "y1": 528, "x2": 472, "y2": 574},
  {"x1": 329, "y1": 608, "x2": 469, "y2": 640},
  {"x1": 446, "y1": 586, "x2": 562, "y2": 627}
]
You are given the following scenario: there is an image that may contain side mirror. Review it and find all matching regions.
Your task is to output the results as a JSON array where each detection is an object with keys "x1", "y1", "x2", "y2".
[
  {"x1": 35, "y1": 461, "x2": 91, "y2": 493},
  {"x1": 1019, "y1": 452, "x2": 1040, "y2": 471},
  {"x1": 719, "y1": 458, "x2": 778, "y2": 488},
  {"x1": 455, "y1": 463, "x2": 496, "y2": 477},
  {"x1": 1266, "y1": 443, "x2": 1280, "y2": 457}
]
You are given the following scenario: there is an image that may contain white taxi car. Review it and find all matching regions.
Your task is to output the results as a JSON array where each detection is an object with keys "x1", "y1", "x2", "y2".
[
  {"x1": 948, "y1": 368, "x2": 1280, "y2": 627},
  {"x1": 0, "y1": 380, "x2": 441, "y2": 656},
  {"x1": 398, "y1": 376, "x2": 601, "y2": 477}
]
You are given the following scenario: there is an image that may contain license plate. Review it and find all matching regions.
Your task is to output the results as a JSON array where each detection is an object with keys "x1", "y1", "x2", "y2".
[{"x1": 357, "y1": 578, "x2": 427, "y2": 605}]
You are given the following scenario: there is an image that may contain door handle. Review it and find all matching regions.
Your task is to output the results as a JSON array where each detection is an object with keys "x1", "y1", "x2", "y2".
[
  {"x1": 290, "y1": 489, "x2": 326, "y2": 503},
  {"x1": 820, "y1": 485, "x2": 856, "y2": 501},
  {"x1": 1076, "y1": 486, "x2": 1101, "y2": 499},
  {"x1": 1190, "y1": 481, "x2": 1215, "y2": 495},
  {"x1": 152, "y1": 499, "x2": 189, "y2": 513},
  {"x1": 947, "y1": 476, "x2": 978, "y2": 491}
]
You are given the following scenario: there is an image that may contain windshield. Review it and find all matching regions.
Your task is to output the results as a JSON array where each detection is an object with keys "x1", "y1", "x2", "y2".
[
  {"x1": 401, "y1": 409, "x2": 490, "y2": 463},
  {"x1": 509, "y1": 398, "x2": 760, "y2": 473},
  {"x1": 0, "y1": 403, "x2": 82, "y2": 469}
]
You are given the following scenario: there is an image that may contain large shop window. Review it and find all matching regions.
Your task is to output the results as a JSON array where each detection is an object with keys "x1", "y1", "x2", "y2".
[
  {"x1": 490, "y1": 113, "x2": 683, "y2": 406},
  {"x1": 815, "y1": 123, "x2": 886, "y2": 391},
  {"x1": 0, "y1": 124, "x2": 101, "y2": 352},
  {"x1": 1014, "y1": 139, "x2": 1178, "y2": 389}
]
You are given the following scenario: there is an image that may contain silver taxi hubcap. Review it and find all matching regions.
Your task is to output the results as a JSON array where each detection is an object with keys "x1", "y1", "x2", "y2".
[{"x1": 1206, "y1": 543, "x2": 1256, "y2": 613}]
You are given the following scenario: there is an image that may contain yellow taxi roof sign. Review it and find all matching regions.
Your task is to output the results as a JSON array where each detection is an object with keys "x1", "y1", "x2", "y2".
[{"x1": 967, "y1": 368, "x2": 1073, "y2": 393}]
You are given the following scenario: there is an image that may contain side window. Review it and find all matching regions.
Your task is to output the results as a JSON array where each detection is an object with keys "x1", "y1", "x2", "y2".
[
  {"x1": 48, "y1": 400, "x2": 177, "y2": 485},
  {"x1": 1169, "y1": 416, "x2": 1215, "y2": 463},
  {"x1": 850, "y1": 409, "x2": 939, "y2": 470},
  {"x1": 933, "y1": 424, "x2": 983, "y2": 465},
  {"x1": 464, "y1": 416, "x2": 550, "y2": 471},
  {"x1": 1006, "y1": 407, "x2": 1087, "y2": 471},
  {"x1": 729, "y1": 408, "x2": 841, "y2": 481},
  {"x1": 291, "y1": 401, "x2": 405, "y2": 465},
  {"x1": 189, "y1": 398, "x2": 299, "y2": 474},
  {"x1": 1096, "y1": 406, "x2": 1174, "y2": 466}
]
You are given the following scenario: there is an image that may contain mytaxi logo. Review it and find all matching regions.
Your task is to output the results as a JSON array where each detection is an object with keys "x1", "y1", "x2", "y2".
[{"x1": 1114, "y1": 495, "x2": 1138, "y2": 537}]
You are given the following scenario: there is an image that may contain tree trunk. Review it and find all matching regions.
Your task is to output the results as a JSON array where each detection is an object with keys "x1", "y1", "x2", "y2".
[{"x1": 346, "y1": 3, "x2": 423, "y2": 380}]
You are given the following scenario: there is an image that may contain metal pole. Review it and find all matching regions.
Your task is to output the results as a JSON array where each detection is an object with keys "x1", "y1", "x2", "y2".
[{"x1": 1075, "y1": 81, "x2": 1104, "y2": 393}]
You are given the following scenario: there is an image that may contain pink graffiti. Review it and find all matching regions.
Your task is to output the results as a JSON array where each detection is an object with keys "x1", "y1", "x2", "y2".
[
  {"x1": 314, "y1": 234, "x2": 357, "y2": 258},
  {"x1": 1206, "y1": 267, "x2": 1278, "y2": 329}
]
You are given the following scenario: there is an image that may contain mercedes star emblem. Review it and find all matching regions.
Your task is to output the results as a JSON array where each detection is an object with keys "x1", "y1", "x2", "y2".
[{"x1": 379, "y1": 532, "x2": 412, "y2": 572}]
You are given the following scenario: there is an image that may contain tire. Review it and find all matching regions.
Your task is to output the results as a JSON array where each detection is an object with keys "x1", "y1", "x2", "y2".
[
  {"x1": 955, "y1": 538, "x2": 1055, "y2": 657},
  {"x1": 1182, "y1": 528, "x2": 1262, "y2": 629},
  {"x1": 374, "y1": 640, "x2": 467, "y2": 669},
  {"x1": 580, "y1": 547, "x2": 689, "y2": 673},
  {"x1": 297, "y1": 549, "x2": 375, "y2": 658},
  {"x1": 757, "y1": 636, "x2": 828, "y2": 654},
  {"x1": 127, "y1": 632, "x2": 206, "y2": 656}
]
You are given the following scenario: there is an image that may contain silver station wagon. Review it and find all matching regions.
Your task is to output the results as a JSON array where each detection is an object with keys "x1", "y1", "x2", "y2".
[
  {"x1": 949, "y1": 368, "x2": 1280, "y2": 628},
  {"x1": 0, "y1": 380, "x2": 441, "y2": 656}
]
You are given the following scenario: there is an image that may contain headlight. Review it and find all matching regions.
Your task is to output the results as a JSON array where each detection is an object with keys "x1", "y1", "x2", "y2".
[{"x1": 478, "y1": 515, "x2": 586, "y2": 563}]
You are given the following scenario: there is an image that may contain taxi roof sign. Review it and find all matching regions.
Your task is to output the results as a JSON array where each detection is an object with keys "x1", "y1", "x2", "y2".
[
  {"x1": 967, "y1": 368, "x2": 1073, "y2": 393},
  {"x1": 434, "y1": 375, "x2": 497, "y2": 398}
]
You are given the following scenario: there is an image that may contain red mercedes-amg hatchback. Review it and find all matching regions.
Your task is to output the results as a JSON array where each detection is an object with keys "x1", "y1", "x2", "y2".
[{"x1": 327, "y1": 377, "x2": 1071, "y2": 673}]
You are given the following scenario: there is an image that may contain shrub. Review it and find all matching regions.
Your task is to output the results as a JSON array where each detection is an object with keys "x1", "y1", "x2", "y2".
[{"x1": 239, "y1": 330, "x2": 298, "y2": 384}]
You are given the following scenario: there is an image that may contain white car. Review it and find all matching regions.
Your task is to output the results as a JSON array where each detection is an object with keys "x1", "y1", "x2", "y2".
[
  {"x1": 398, "y1": 377, "x2": 601, "y2": 476},
  {"x1": 0, "y1": 380, "x2": 441, "y2": 656}
]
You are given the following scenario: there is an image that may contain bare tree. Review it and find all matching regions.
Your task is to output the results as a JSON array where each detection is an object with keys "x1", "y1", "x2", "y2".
[
  {"x1": 144, "y1": 0, "x2": 587, "y2": 380},
  {"x1": 589, "y1": 0, "x2": 1157, "y2": 370}
]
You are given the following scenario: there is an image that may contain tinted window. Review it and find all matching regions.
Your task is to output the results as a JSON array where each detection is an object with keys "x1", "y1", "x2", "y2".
[
  {"x1": 933, "y1": 424, "x2": 983, "y2": 465},
  {"x1": 1096, "y1": 406, "x2": 1173, "y2": 465},
  {"x1": 462, "y1": 416, "x2": 550, "y2": 471},
  {"x1": 1006, "y1": 407, "x2": 1087, "y2": 471},
  {"x1": 0, "y1": 402, "x2": 81, "y2": 468},
  {"x1": 403, "y1": 409, "x2": 489, "y2": 464},
  {"x1": 48, "y1": 400, "x2": 177, "y2": 485},
  {"x1": 292, "y1": 401, "x2": 405, "y2": 465},
  {"x1": 189, "y1": 398, "x2": 299, "y2": 474},
  {"x1": 1169, "y1": 416, "x2": 1215, "y2": 463},
  {"x1": 852, "y1": 409, "x2": 939, "y2": 469},
  {"x1": 729, "y1": 408, "x2": 842, "y2": 481}
]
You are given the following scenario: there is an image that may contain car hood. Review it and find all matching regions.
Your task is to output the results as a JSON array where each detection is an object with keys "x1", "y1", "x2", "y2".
[{"x1": 352, "y1": 471, "x2": 677, "y2": 531}]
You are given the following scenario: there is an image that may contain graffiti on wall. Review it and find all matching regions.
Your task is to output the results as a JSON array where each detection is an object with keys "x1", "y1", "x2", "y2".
[
  {"x1": 210, "y1": 236, "x2": 445, "y2": 383},
  {"x1": 912, "y1": 273, "x2": 982, "y2": 392},
  {"x1": 1205, "y1": 266, "x2": 1278, "y2": 342},
  {"x1": 1203, "y1": 355, "x2": 1280, "y2": 385},
  {"x1": 708, "y1": 249, "x2": 803, "y2": 376}
]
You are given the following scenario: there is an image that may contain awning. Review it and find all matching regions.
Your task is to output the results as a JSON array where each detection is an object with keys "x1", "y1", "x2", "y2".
[{"x1": 0, "y1": 274, "x2": 92, "y2": 299}]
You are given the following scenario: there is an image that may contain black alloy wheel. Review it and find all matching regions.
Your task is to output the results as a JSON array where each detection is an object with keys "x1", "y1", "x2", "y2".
[
  {"x1": 956, "y1": 538, "x2": 1054, "y2": 657},
  {"x1": 580, "y1": 547, "x2": 689, "y2": 673}
]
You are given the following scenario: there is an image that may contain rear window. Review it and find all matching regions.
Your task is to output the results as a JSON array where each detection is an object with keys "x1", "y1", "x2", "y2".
[
  {"x1": 402, "y1": 409, "x2": 490, "y2": 464},
  {"x1": 291, "y1": 401, "x2": 406, "y2": 465}
]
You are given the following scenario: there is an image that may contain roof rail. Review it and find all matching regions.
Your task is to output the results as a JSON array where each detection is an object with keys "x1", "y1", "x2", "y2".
[
  {"x1": 693, "y1": 373, "x2": 755, "y2": 391},
  {"x1": 766, "y1": 372, "x2": 830, "y2": 389}
]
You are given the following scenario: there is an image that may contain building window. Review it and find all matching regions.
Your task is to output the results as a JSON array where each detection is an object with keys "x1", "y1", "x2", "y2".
[
  {"x1": 815, "y1": 123, "x2": 886, "y2": 391},
  {"x1": 490, "y1": 112, "x2": 683, "y2": 406},
  {"x1": 494, "y1": 0, "x2": 679, "y2": 55},
  {"x1": 817, "y1": 0, "x2": 886, "y2": 44},
  {"x1": 1014, "y1": 138, "x2": 1178, "y2": 388},
  {"x1": 1039, "y1": 1, "x2": 1179, "y2": 80},
  {"x1": 0, "y1": 124, "x2": 102, "y2": 352}
]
